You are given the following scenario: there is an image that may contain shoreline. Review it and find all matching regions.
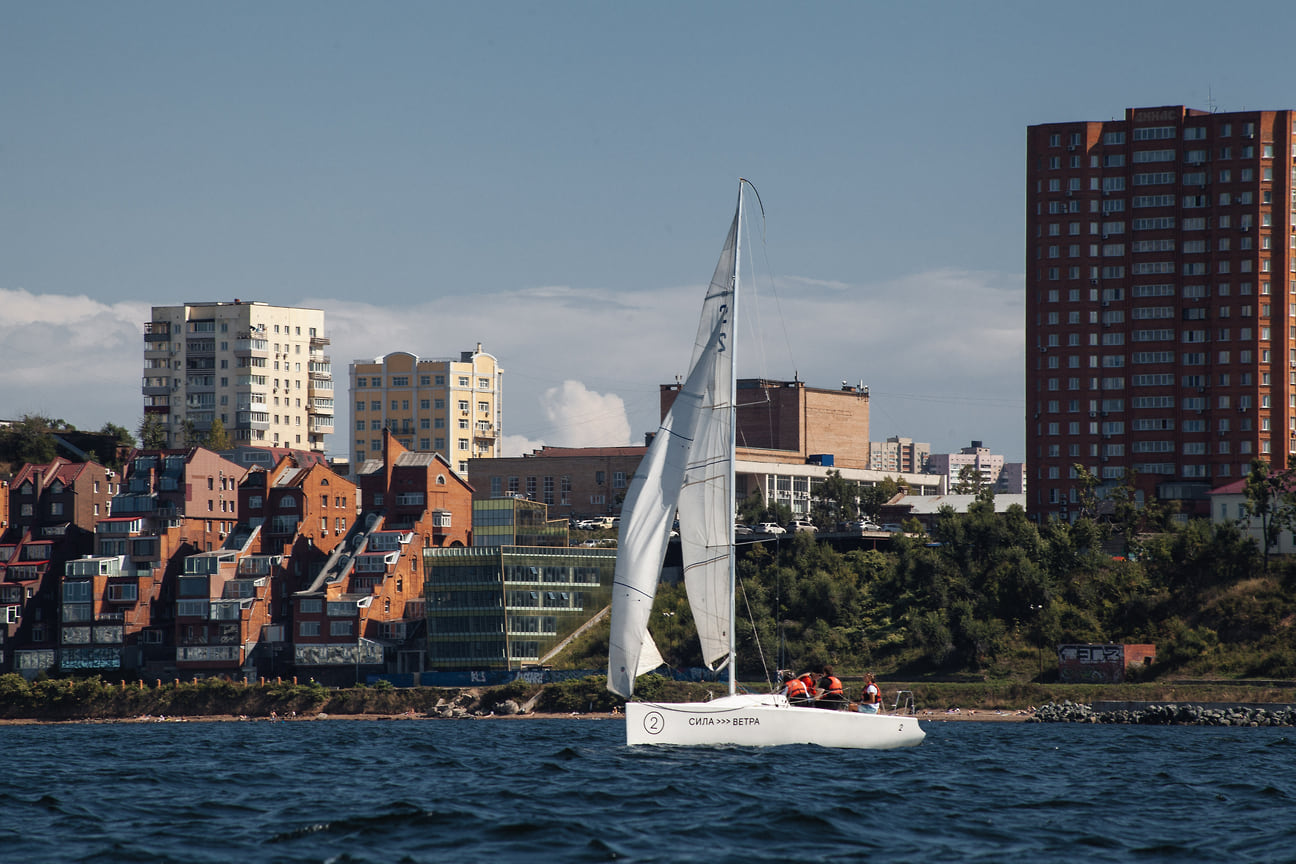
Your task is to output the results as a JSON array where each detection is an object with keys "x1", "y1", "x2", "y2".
[{"x1": 0, "y1": 707, "x2": 1033, "y2": 726}]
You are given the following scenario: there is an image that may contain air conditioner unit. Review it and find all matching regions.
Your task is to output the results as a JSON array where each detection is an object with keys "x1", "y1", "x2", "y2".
[{"x1": 1068, "y1": 145, "x2": 1076, "y2": 152}]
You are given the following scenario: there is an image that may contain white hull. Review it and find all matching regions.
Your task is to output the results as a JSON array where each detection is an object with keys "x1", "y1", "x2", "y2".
[{"x1": 624, "y1": 693, "x2": 925, "y2": 749}]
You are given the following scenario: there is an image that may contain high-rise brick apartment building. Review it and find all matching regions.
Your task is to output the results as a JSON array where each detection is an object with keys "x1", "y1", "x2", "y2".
[
  {"x1": 1027, "y1": 105, "x2": 1296, "y2": 521},
  {"x1": 143, "y1": 300, "x2": 334, "y2": 452}
]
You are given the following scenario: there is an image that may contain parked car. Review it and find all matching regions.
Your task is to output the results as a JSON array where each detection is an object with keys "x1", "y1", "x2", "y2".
[
  {"x1": 733, "y1": 524, "x2": 754, "y2": 537},
  {"x1": 841, "y1": 519, "x2": 880, "y2": 533},
  {"x1": 787, "y1": 519, "x2": 817, "y2": 533},
  {"x1": 754, "y1": 522, "x2": 786, "y2": 536},
  {"x1": 881, "y1": 523, "x2": 904, "y2": 533}
]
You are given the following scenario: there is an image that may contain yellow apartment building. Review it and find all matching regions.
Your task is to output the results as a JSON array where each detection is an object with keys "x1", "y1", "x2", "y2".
[{"x1": 349, "y1": 345, "x2": 502, "y2": 477}]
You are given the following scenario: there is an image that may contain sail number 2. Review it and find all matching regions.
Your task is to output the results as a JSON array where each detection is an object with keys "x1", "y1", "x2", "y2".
[{"x1": 642, "y1": 711, "x2": 666, "y2": 735}]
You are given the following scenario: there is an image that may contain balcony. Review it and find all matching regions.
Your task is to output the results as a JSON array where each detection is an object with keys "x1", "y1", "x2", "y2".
[
  {"x1": 142, "y1": 377, "x2": 172, "y2": 396},
  {"x1": 238, "y1": 411, "x2": 271, "y2": 430},
  {"x1": 309, "y1": 378, "x2": 334, "y2": 395},
  {"x1": 309, "y1": 361, "x2": 332, "y2": 379},
  {"x1": 143, "y1": 322, "x2": 170, "y2": 342},
  {"x1": 234, "y1": 337, "x2": 270, "y2": 355},
  {"x1": 309, "y1": 418, "x2": 334, "y2": 433}
]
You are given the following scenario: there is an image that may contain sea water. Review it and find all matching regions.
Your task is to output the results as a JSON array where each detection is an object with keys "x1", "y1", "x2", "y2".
[{"x1": 1, "y1": 717, "x2": 1292, "y2": 862}]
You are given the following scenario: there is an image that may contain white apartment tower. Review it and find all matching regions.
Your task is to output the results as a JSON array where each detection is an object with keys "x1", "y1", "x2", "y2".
[
  {"x1": 349, "y1": 346, "x2": 503, "y2": 477},
  {"x1": 143, "y1": 300, "x2": 333, "y2": 451}
]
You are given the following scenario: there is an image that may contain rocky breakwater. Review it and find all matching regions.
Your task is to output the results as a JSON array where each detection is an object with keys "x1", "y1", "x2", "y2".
[{"x1": 1029, "y1": 700, "x2": 1296, "y2": 726}]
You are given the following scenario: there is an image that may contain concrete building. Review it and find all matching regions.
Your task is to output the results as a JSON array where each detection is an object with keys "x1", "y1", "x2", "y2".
[
  {"x1": 926, "y1": 441, "x2": 1019, "y2": 493},
  {"x1": 1027, "y1": 106, "x2": 1296, "y2": 521},
  {"x1": 869, "y1": 435, "x2": 931, "y2": 474},
  {"x1": 664, "y1": 378, "x2": 873, "y2": 470},
  {"x1": 468, "y1": 446, "x2": 647, "y2": 521},
  {"x1": 349, "y1": 345, "x2": 502, "y2": 478},
  {"x1": 143, "y1": 300, "x2": 333, "y2": 452}
]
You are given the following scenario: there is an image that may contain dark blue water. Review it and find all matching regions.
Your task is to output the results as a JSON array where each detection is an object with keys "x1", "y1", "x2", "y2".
[{"x1": 1, "y1": 717, "x2": 1292, "y2": 862}]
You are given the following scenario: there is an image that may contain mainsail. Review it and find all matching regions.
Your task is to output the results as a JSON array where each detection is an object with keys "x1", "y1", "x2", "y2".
[
  {"x1": 606, "y1": 195, "x2": 740, "y2": 699},
  {"x1": 677, "y1": 209, "x2": 737, "y2": 669}
]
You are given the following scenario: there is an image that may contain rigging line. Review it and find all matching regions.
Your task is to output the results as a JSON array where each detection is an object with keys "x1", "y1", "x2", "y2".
[
  {"x1": 738, "y1": 576, "x2": 774, "y2": 694},
  {"x1": 741, "y1": 179, "x2": 798, "y2": 388}
]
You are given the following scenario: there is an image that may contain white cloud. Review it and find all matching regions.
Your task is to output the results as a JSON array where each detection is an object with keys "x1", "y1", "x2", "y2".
[
  {"x1": 0, "y1": 267, "x2": 1025, "y2": 461},
  {"x1": 0, "y1": 288, "x2": 147, "y2": 429},
  {"x1": 539, "y1": 380, "x2": 632, "y2": 448}
]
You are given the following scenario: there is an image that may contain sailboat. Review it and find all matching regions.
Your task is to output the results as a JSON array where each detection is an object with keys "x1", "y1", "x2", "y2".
[{"x1": 606, "y1": 180, "x2": 924, "y2": 749}]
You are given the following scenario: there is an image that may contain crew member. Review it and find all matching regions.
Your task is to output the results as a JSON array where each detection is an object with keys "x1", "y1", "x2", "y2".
[
  {"x1": 857, "y1": 672, "x2": 882, "y2": 714},
  {"x1": 782, "y1": 672, "x2": 812, "y2": 706},
  {"x1": 798, "y1": 671, "x2": 818, "y2": 704},
  {"x1": 816, "y1": 665, "x2": 846, "y2": 710}
]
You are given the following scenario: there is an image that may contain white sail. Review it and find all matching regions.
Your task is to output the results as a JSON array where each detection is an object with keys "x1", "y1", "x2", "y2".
[
  {"x1": 678, "y1": 207, "x2": 738, "y2": 669},
  {"x1": 606, "y1": 318, "x2": 727, "y2": 698}
]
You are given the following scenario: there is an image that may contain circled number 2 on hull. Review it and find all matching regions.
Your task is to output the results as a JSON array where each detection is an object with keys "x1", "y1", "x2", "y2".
[{"x1": 642, "y1": 711, "x2": 665, "y2": 735}]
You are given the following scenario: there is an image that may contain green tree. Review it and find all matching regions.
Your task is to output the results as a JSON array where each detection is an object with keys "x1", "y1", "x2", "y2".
[
  {"x1": 860, "y1": 476, "x2": 906, "y2": 519},
  {"x1": 0, "y1": 414, "x2": 62, "y2": 464},
  {"x1": 206, "y1": 418, "x2": 232, "y2": 451},
  {"x1": 1243, "y1": 459, "x2": 1296, "y2": 574},
  {"x1": 99, "y1": 422, "x2": 136, "y2": 447},
  {"x1": 952, "y1": 464, "x2": 989, "y2": 495},
  {"x1": 812, "y1": 469, "x2": 859, "y2": 527},
  {"x1": 137, "y1": 415, "x2": 168, "y2": 449}
]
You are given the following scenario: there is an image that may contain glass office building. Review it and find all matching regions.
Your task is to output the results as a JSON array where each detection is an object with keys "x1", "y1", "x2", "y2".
[
  {"x1": 471, "y1": 497, "x2": 569, "y2": 547},
  {"x1": 422, "y1": 545, "x2": 616, "y2": 670}
]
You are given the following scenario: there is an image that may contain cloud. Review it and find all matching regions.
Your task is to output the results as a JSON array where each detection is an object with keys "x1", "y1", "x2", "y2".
[
  {"x1": 539, "y1": 380, "x2": 632, "y2": 448},
  {"x1": 0, "y1": 267, "x2": 1026, "y2": 462},
  {"x1": 0, "y1": 288, "x2": 148, "y2": 429}
]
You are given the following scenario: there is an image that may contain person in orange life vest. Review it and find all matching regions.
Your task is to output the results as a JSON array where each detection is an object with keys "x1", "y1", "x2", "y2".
[
  {"x1": 857, "y1": 672, "x2": 882, "y2": 714},
  {"x1": 781, "y1": 671, "x2": 812, "y2": 705},
  {"x1": 815, "y1": 665, "x2": 846, "y2": 710},
  {"x1": 798, "y1": 672, "x2": 818, "y2": 703}
]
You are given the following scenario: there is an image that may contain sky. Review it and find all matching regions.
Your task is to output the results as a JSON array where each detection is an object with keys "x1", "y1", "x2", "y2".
[{"x1": 6, "y1": 1, "x2": 1296, "y2": 463}]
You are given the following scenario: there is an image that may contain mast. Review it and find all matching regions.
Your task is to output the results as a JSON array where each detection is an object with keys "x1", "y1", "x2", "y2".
[{"x1": 728, "y1": 180, "x2": 742, "y2": 697}]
